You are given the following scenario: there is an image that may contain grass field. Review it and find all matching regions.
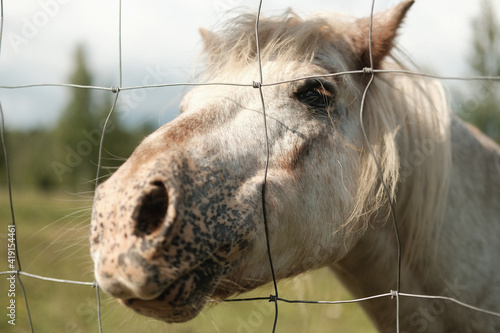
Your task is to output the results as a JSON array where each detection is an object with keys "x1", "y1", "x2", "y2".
[{"x1": 1, "y1": 189, "x2": 377, "y2": 332}]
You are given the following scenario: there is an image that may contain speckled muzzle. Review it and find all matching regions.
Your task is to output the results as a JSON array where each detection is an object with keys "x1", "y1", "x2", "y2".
[{"x1": 90, "y1": 149, "x2": 259, "y2": 322}]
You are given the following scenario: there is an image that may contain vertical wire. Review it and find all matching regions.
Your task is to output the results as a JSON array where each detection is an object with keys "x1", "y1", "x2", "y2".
[
  {"x1": 0, "y1": 1, "x2": 34, "y2": 331},
  {"x1": 118, "y1": 0, "x2": 122, "y2": 88},
  {"x1": 255, "y1": 0, "x2": 264, "y2": 84},
  {"x1": 95, "y1": 89, "x2": 120, "y2": 188},
  {"x1": 359, "y1": 0, "x2": 402, "y2": 331},
  {"x1": 92, "y1": 1, "x2": 123, "y2": 332},
  {"x1": 254, "y1": 0, "x2": 279, "y2": 331},
  {"x1": 95, "y1": 280, "x2": 102, "y2": 333}
]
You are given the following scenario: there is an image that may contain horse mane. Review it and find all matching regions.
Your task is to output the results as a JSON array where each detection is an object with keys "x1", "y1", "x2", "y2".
[
  {"x1": 361, "y1": 70, "x2": 452, "y2": 267},
  {"x1": 201, "y1": 11, "x2": 453, "y2": 268}
]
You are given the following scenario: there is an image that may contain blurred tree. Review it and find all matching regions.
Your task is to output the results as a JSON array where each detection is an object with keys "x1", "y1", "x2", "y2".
[
  {"x1": 91, "y1": 94, "x2": 154, "y2": 185},
  {"x1": 52, "y1": 44, "x2": 97, "y2": 192},
  {"x1": 51, "y1": 45, "x2": 155, "y2": 192},
  {"x1": 0, "y1": 44, "x2": 154, "y2": 192},
  {"x1": 460, "y1": 0, "x2": 500, "y2": 143}
]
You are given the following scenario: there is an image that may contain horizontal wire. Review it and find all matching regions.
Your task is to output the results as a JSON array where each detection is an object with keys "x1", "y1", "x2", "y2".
[
  {"x1": 0, "y1": 83, "x2": 116, "y2": 91},
  {"x1": 372, "y1": 69, "x2": 500, "y2": 81},
  {"x1": 2, "y1": 271, "x2": 500, "y2": 319},
  {"x1": 224, "y1": 293, "x2": 393, "y2": 305},
  {"x1": 277, "y1": 293, "x2": 392, "y2": 305},
  {"x1": 121, "y1": 82, "x2": 254, "y2": 90},
  {"x1": 0, "y1": 270, "x2": 95, "y2": 286},
  {"x1": 223, "y1": 296, "x2": 272, "y2": 302},
  {"x1": 0, "y1": 70, "x2": 498, "y2": 93},
  {"x1": 399, "y1": 292, "x2": 500, "y2": 318},
  {"x1": 0, "y1": 81, "x2": 254, "y2": 91},
  {"x1": 223, "y1": 291, "x2": 500, "y2": 319}
]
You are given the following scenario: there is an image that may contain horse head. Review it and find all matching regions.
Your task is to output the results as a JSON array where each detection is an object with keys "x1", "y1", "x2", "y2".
[{"x1": 90, "y1": 1, "x2": 414, "y2": 323}]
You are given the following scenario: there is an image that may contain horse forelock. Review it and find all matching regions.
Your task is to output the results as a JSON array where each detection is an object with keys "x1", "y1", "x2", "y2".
[{"x1": 201, "y1": 11, "x2": 356, "y2": 77}]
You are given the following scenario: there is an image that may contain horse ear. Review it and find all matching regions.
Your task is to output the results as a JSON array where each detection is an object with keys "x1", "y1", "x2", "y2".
[
  {"x1": 352, "y1": 0, "x2": 414, "y2": 68},
  {"x1": 199, "y1": 28, "x2": 217, "y2": 50}
]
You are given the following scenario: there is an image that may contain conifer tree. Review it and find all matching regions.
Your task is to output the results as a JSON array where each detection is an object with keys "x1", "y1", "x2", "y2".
[
  {"x1": 461, "y1": 0, "x2": 500, "y2": 143},
  {"x1": 52, "y1": 44, "x2": 97, "y2": 191}
]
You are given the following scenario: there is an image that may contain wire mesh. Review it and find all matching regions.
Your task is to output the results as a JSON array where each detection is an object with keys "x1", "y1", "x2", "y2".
[{"x1": 1, "y1": 0, "x2": 500, "y2": 332}]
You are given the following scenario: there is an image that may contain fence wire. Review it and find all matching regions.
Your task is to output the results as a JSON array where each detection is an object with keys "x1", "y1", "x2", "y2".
[{"x1": 1, "y1": 0, "x2": 500, "y2": 332}]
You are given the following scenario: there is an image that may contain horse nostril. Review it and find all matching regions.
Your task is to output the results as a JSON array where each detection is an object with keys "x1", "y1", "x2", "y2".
[{"x1": 133, "y1": 181, "x2": 168, "y2": 236}]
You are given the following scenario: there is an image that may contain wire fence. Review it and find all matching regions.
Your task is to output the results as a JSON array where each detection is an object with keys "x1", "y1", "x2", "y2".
[{"x1": 1, "y1": 0, "x2": 500, "y2": 332}]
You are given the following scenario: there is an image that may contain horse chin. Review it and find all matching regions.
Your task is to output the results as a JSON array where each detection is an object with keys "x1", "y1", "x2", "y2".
[
  {"x1": 118, "y1": 272, "x2": 266, "y2": 323},
  {"x1": 119, "y1": 295, "x2": 207, "y2": 323},
  {"x1": 118, "y1": 266, "x2": 223, "y2": 323}
]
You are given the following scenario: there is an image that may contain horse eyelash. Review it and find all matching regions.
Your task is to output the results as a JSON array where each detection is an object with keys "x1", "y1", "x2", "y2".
[{"x1": 294, "y1": 79, "x2": 337, "y2": 115}]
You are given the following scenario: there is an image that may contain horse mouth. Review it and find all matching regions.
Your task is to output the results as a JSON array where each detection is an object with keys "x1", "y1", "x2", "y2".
[
  {"x1": 119, "y1": 290, "x2": 208, "y2": 323},
  {"x1": 117, "y1": 262, "x2": 225, "y2": 323}
]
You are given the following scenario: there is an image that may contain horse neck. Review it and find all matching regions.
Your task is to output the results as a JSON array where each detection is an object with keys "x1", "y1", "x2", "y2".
[{"x1": 331, "y1": 115, "x2": 500, "y2": 331}]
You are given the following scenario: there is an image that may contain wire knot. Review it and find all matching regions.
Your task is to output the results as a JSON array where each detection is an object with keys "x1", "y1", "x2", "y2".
[
  {"x1": 110, "y1": 86, "x2": 120, "y2": 93},
  {"x1": 269, "y1": 295, "x2": 277, "y2": 302},
  {"x1": 390, "y1": 290, "x2": 399, "y2": 299},
  {"x1": 252, "y1": 81, "x2": 262, "y2": 89},
  {"x1": 363, "y1": 67, "x2": 374, "y2": 75}
]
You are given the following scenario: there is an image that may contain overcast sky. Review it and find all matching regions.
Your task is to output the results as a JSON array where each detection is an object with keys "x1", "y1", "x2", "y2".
[{"x1": 0, "y1": 0, "x2": 497, "y2": 130}]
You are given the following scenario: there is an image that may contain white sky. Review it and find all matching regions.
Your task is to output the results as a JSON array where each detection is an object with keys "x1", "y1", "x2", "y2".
[{"x1": 0, "y1": 0, "x2": 497, "y2": 130}]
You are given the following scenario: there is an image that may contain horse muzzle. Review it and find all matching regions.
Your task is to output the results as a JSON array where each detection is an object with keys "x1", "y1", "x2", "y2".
[{"x1": 89, "y1": 150, "x2": 258, "y2": 322}]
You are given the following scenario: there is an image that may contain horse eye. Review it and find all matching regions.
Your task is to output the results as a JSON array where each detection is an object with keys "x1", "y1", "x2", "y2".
[
  {"x1": 297, "y1": 89, "x2": 323, "y2": 101},
  {"x1": 294, "y1": 79, "x2": 335, "y2": 110}
]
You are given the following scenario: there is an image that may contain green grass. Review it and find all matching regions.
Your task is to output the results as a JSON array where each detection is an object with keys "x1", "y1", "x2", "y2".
[{"x1": 1, "y1": 189, "x2": 376, "y2": 333}]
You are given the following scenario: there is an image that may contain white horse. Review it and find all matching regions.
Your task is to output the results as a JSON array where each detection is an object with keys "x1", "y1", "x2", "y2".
[{"x1": 90, "y1": 1, "x2": 500, "y2": 331}]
